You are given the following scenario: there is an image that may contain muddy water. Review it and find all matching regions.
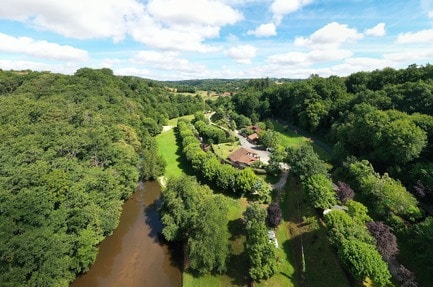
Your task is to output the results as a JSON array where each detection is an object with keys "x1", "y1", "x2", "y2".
[{"x1": 71, "y1": 181, "x2": 181, "y2": 287}]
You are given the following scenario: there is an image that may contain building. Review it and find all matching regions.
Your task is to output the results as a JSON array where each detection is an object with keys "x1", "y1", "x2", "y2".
[
  {"x1": 245, "y1": 125, "x2": 261, "y2": 144},
  {"x1": 247, "y1": 132, "x2": 259, "y2": 144},
  {"x1": 228, "y1": 147, "x2": 260, "y2": 167}
]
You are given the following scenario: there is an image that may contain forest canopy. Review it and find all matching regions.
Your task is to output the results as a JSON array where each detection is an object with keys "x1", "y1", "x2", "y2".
[{"x1": 0, "y1": 68, "x2": 206, "y2": 286}]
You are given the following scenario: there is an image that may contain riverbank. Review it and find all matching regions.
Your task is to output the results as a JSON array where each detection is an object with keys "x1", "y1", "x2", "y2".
[{"x1": 70, "y1": 182, "x2": 181, "y2": 287}]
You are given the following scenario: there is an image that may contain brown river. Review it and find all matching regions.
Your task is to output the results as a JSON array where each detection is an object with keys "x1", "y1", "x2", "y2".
[{"x1": 71, "y1": 181, "x2": 182, "y2": 287}]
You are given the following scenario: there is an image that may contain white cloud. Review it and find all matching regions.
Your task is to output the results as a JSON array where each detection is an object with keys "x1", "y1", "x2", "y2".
[
  {"x1": 114, "y1": 67, "x2": 151, "y2": 78},
  {"x1": 295, "y1": 22, "x2": 363, "y2": 49},
  {"x1": 268, "y1": 49, "x2": 352, "y2": 66},
  {"x1": 0, "y1": 0, "x2": 143, "y2": 41},
  {"x1": 131, "y1": 50, "x2": 206, "y2": 72},
  {"x1": 0, "y1": 59, "x2": 53, "y2": 71},
  {"x1": 100, "y1": 58, "x2": 122, "y2": 68},
  {"x1": 128, "y1": 14, "x2": 223, "y2": 52},
  {"x1": 267, "y1": 52, "x2": 308, "y2": 66},
  {"x1": 397, "y1": 28, "x2": 433, "y2": 44},
  {"x1": 0, "y1": 32, "x2": 88, "y2": 61},
  {"x1": 225, "y1": 45, "x2": 257, "y2": 64},
  {"x1": 128, "y1": 0, "x2": 243, "y2": 52},
  {"x1": 247, "y1": 23, "x2": 277, "y2": 37},
  {"x1": 146, "y1": 0, "x2": 243, "y2": 26},
  {"x1": 364, "y1": 23, "x2": 386, "y2": 37},
  {"x1": 0, "y1": 0, "x2": 243, "y2": 52},
  {"x1": 226, "y1": 33, "x2": 239, "y2": 42},
  {"x1": 271, "y1": 0, "x2": 313, "y2": 24},
  {"x1": 0, "y1": 59, "x2": 81, "y2": 74},
  {"x1": 384, "y1": 48, "x2": 433, "y2": 63},
  {"x1": 429, "y1": 10, "x2": 433, "y2": 18}
]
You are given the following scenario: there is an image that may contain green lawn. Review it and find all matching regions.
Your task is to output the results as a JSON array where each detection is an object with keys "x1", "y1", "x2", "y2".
[
  {"x1": 273, "y1": 121, "x2": 310, "y2": 149},
  {"x1": 280, "y1": 176, "x2": 352, "y2": 287},
  {"x1": 212, "y1": 142, "x2": 240, "y2": 159},
  {"x1": 156, "y1": 128, "x2": 182, "y2": 178},
  {"x1": 167, "y1": 114, "x2": 195, "y2": 126},
  {"x1": 256, "y1": 222, "x2": 296, "y2": 287},
  {"x1": 156, "y1": 126, "x2": 193, "y2": 178},
  {"x1": 272, "y1": 120, "x2": 332, "y2": 161}
]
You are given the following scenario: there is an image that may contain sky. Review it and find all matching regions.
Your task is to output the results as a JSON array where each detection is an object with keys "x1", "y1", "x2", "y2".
[{"x1": 0, "y1": 0, "x2": 432, "y2": 80}]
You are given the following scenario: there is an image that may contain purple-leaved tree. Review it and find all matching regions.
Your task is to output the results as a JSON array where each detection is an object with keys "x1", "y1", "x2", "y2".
[{"x1": 366, "y1": 221, "x2": 398, "y2": 260}]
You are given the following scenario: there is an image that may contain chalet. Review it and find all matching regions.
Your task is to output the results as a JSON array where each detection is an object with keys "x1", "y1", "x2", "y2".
[
  {"x1": 228, "y1": 147, "x2": 260, "y2": 167},
  {"x1": 247, "y1": 132, "x2": 259, "y2": 144},
  {"x1": 245, "y1": 125, "x2": 261, "y2": 144}
]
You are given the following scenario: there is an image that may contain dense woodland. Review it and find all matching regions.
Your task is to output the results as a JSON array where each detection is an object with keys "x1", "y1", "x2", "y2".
[
  {"x1": 1, "y1": 64, "x2": 433, "y2": 286},
  {"x1": 205, "y1": 64, "x2": 433, "y2": 286},
  {"x1": 0, "y1": 68, "x2": 205, "y2": 286}
]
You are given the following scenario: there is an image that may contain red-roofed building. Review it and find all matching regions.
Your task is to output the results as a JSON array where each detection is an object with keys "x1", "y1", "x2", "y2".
[
  {"x1": 247, "y1": 132, "x2": 259, "y2": 144},
  {"x1": 228, "y1": 147, "x2": 260, "y2": 167}
]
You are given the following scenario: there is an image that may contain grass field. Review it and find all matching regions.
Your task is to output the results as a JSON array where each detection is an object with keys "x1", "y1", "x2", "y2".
[
  {"x1": 167, "y1": 114, "x2": 194, "y2": 126},
  {"x1": 256, "y1": 222, "x2": 297, "y2": 287},
  {"x1": 272, "y1": 121, "x2": 332, "y2": 161},
  {"x1": 156, "y1": 114, "x2": 196, "y2": 179},
  {"x1": 156, "y1": 128, "x2": 185, "y2": 178},
  {"x1": 281, "y1": 176, "x2": 352, "y2": 287},
  {"x1": 212, "y1": 142, "x2": 240, "y2": 159}
]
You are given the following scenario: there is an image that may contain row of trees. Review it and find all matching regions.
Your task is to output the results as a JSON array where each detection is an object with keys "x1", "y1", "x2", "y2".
[
  {"x1": 193, "y1": 120, "x2": 232, "y2": 144},
  {"x1": 243, "y1": 204, "x2": 278, "y2": 280},
  {"x1": 177, "y1": 120, "x2": 271, "y2": 202},
  {"x1": 345, "y1": 159, "x2": 422, "y2": 224}
]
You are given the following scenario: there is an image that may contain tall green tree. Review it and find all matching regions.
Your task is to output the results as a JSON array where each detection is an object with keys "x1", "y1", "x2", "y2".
[
  {"x1": 159, "y1": 176, "x2": 230, "y2": 274},
  {"x1": 243, "y1": 204, "x2": 277, "y2": 281},
  {"x1": 303, "y1": 174, "x2": 337, "y2": 209}
]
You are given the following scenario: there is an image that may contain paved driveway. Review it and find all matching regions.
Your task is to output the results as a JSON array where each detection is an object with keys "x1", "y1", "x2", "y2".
[{"x1": 235, "y1": 132, "x2": 270, "y2": 164}]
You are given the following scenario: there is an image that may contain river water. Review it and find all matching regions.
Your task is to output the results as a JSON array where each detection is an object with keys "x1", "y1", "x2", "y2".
[{"x1": 70, "y1": 181, "x2": 181, "y2": 287}]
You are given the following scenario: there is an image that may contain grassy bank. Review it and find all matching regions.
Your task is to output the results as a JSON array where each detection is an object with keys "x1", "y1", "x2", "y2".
[
  {"x1": 156, "y1": 128, "x2": 185, "y2": 178},
  {"x1": 156, "y1": 115, "x2": 196, "y2": 179}
]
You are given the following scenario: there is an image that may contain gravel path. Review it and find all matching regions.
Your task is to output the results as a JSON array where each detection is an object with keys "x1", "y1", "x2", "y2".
[{"x1": 272, "y1": 170, "x2": 289, "y2": 191}]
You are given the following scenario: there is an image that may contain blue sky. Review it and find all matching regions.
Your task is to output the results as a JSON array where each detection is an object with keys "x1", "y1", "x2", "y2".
[{"x1": 0, "y1": 0, "x2": 432, "y2": 80}]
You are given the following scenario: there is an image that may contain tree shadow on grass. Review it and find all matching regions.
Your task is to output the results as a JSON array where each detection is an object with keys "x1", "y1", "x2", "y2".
[
  {"x1": 228, "y1": 218, "x2": 244, "y2": 240},
  {"x1": 226, "y1": 252, "x2": 249, "y2": 286},
  {"x1": 226, "y1": 218, "x2": 249, "y2": 286}
]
